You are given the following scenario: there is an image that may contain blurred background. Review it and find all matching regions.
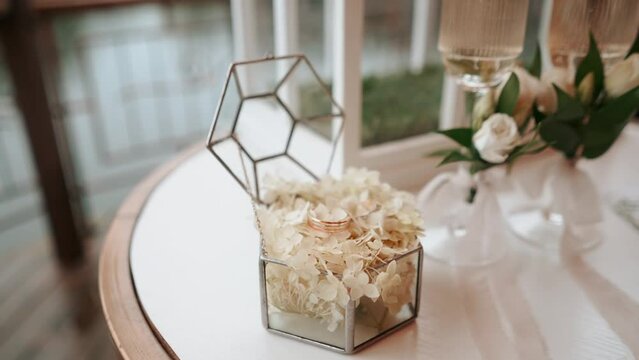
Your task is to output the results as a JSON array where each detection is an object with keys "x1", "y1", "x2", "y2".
[{"x1": 0, "y1": 0, "x2": 545, "y2": 358}]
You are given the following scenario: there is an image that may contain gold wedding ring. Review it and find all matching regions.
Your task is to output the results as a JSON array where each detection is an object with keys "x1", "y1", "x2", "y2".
[{"x1": 307, "y1": 210, "x2": 351, "y2": 233}]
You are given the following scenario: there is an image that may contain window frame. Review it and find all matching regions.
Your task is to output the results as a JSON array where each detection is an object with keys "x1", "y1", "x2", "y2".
[{"x1": 332, "y1": 0, "x2": 464, "y2": 191}]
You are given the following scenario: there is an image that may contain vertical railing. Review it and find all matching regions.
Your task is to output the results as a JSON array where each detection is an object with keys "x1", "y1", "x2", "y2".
[
  {"x1": 273, "y1": 0, "x2": 299, "y2": 110},
  {"x1": 410, "y1": 0, "x2": 466, "y2": 129},
  {"x1": 230, "y1": 0, "x2": 257, "y2": 61},
  {"x1": 322, "y1": 0, "x2": 334, "y2": 77},
  {"x1": 273, "y1": 0, "x2": 298, "y2": 57},
  {"x1": 230, "y1": 0, "x2": 257, "y2": 94},
  {"x1": 409, "y1": 0, "x2": 439, "y2": 73},
  {"x1": 332, "y1": 0, "x2": 364, "y2": 166}
]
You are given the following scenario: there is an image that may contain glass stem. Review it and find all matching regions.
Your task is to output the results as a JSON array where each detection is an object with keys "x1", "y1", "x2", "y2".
[
  {"x1": 464, "y1": 90, "x2": 476, "y2": 128},
  {"x1": 466, "y1": 186, "x2": 477, "y2": 204},
  {"x1": 465, "y1": 86, "x2": 496, "y2": 130}
]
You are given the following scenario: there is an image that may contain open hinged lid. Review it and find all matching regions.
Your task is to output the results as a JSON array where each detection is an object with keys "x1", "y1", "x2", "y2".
[{"x1": 206, "y1": 54, "x2": 344, "y2": 203}]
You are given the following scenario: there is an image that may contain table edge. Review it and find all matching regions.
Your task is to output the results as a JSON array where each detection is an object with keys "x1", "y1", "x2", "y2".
[{"x1": 99, "y1": 143, "x2": 203, "y2": 360}]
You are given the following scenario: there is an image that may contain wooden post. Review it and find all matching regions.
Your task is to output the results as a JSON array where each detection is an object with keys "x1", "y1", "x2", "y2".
[{"x1": 0, "y1": 0, "x2": 85, "y2": 266}]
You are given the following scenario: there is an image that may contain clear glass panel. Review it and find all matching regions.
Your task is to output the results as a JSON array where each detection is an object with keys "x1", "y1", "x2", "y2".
[
  {"x1": 279, "y1": 58, "x2": 338, "y2": 120},
  {"x1": 210, "y1": 73, "x2": 241, "y2": 143},
  {"x1": 256, "y1": 156, "x2": 316, "y2": 199},
  {"x1": 287, "y1": 115, "x2": 341, "y2": 176},
  {"x1": 234, "y1": 57, "x2": 299, "y2": 97},
  {"x1": 354, "y1": 250, "x2": 419, "y2": 347},
  {"x1": 210, "y1": 138, "x2": 257, "y2": 198},
  {"x1": 234, "y1": 96, "x2": 293, "y2": 160},
  {"x1": 212, "y1": 55, "x2": 342, "y2": 203},
  {"x1": 362, "y1": 0, "x2": 444, "y2": 147},
  {"x1": 264, "y1": 261, "x2": 346, "y2": 350}
]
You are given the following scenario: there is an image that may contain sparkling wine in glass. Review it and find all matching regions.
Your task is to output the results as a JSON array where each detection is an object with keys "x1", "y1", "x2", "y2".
[
  {"x1": 438, "y1": 0, "x2": 529, "y2": 90},
  {"x1": 548, "y1": 0, "x2": 639, "y2": 69}
]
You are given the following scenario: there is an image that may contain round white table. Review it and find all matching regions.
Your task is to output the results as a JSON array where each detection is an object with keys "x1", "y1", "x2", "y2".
[{"x1": 101, "y1": 125, "x2": 639, "y2": 360}]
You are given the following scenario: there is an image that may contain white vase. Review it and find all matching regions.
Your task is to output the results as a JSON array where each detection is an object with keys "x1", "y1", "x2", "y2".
[
  {"x1": 417, "y1": 167, "x2": 508, "y2": 267},
  {"x1": 507, "y1": 159, "x2": 603, "y2": 251}
]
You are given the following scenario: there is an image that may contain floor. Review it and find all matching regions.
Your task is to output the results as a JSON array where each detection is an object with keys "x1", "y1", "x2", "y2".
[{"x1": 0, "y1": 234, "x2": 118, "y2": 360}]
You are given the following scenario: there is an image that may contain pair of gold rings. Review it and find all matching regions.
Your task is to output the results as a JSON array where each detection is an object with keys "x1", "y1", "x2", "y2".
[{"x1": 307, "y1": 209, "x2": 351, "y2": 233}]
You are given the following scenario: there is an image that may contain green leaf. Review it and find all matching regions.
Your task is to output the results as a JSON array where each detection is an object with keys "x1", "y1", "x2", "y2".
[
  {"x1": 496, "y1": 73, "x2": 520, "y2": 116},
  {"x1": 581, "y1": 85, "x2": 639, "y2": 158},
  {"x1": 575, "y1": 33, "x2": 604, "y2": 102},
  {"x1": 515, "y1": 139, "x2": 547, "y2": 155},
  {"x1": 551, "y1": 84, "x2": 585, "y2": 122},
  {"x1": 581, "y1": 127, "x2": 623, "y2": 159},
  {"x1": 528, "y1": 44, "x2": 542, "y2": 78},
  {"x1": 436, "y1": 128, "x2": 473, "y2": 149},
  {"x1": 626, "y1": 29, "x2": 639, "y2": 59},
  {"x1": 437, "y1": 150, "x2": 473, "y2": 166},
  {"x1": 427, "y1": 148, "x2": 458, "y2": 157},
  {"x1": 588, "y1": 85, "x2": 639, "y2": 131},
  {"x1": 469, "y1": 161, "x2": 492, "y2": 174},
  {"x1": 539, "y1": 121, "x2": 581, "y2": 157},
  {"x1": 506, "y1": 141, "x2": 548, "y2": 170}
]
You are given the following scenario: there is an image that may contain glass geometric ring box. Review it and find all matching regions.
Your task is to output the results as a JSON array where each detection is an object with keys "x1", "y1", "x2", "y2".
[{"x1": 206, "y1": 54, "x2": 424, "y2": 354}]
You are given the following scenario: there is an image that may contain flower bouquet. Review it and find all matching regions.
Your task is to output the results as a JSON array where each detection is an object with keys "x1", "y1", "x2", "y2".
[
  {"x1": 508, "y1": 33, "x2": 639, "y2": 250},
  {"x1": 418, "y1": 61, "x2": 547, "y2": 266}
]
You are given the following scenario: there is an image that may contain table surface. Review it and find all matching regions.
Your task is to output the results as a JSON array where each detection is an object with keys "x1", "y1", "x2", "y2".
[{"x1": 101, "y1": 126, "x2": 639, "y2": 360}]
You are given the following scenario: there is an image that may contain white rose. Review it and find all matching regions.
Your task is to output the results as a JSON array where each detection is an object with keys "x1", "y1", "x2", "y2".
[
  {"x1": 472, "y1": 113, "x2": 520, "y2": 164},
  {"x1": 605, "y1": 54, "x2": 639, "y2": 98}
]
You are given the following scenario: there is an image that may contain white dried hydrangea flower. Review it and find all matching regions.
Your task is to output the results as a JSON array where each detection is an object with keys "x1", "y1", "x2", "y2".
[
  {"x1": 375, "y1": 260, "x2": 417, "y2": 314},
  {"x1": 260, "y1": 168, "x2": 423, "y2": 331}
]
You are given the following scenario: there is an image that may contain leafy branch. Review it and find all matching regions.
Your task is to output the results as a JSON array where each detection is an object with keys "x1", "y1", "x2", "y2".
[{"x1": 538, "y1": 31, "x2": 639, "y2": 160}]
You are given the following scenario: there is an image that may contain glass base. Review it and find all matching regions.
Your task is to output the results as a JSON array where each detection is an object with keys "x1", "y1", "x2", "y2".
[
  {"x1": 421, "y1": 226, "x2": 507, "y2": 267},
  {"x1": 507, "y1": 208, "x2": 602, "y2": 252},
  {"x1": 417, "y1": 168, "x2": 509, "y2": 268},
  {"x1": 442, "y1": 55, "x2": 517, "y2": 90}
]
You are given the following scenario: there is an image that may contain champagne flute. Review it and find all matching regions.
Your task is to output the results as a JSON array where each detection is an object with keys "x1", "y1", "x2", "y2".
[
  {"x1": 419, "y1": 1, "x2": 529, "y2": 267},
  {"x1": 508, "y1": 0, "x2": 639, "y2": 253},
  {"x1": 548, "y1": 0, "x2": 639, "y2": 69},
  {"x1": 438, "y1": 0, "x2": 529, "y2": 90}
]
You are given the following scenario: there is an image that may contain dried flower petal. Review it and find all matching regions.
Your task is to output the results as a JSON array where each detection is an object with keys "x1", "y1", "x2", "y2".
[{"x1": 261, "y1": 168, "x2": 423, "y2": 331}]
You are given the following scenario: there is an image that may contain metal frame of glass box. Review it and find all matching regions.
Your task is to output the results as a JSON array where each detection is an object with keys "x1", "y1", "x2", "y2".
[
  {"x1": 258, "y1": 245, "x2": 423, "y2": 354},
  {"x1": 206, "y1": 54, "x2": 423, "y2": 354}
]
